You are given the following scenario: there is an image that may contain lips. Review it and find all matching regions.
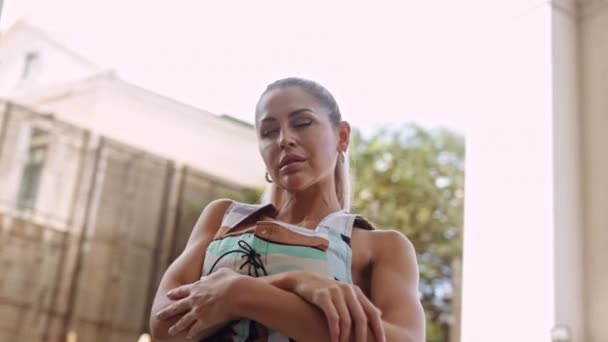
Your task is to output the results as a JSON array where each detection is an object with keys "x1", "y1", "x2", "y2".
[{"x1": 279, "y1": 153, "x2": 306, "y2": 170}]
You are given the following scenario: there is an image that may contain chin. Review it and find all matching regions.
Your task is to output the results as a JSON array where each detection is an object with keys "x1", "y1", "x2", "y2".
[{"x1": 278, "y1": 173, "x2": 314, "y2": 192}]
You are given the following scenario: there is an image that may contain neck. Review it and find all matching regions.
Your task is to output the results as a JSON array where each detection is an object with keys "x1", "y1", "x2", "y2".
[{"x1": 275, "y1": 177, "x2": 342, "y2": 228}]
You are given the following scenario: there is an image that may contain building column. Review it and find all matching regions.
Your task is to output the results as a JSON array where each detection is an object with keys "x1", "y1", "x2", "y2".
[
  {"x1": 580, "y1": 1, "x2": 608, "y2": 341},
  {"x1": 551, "y1": 0, "x2": 584, "y2": 341}
]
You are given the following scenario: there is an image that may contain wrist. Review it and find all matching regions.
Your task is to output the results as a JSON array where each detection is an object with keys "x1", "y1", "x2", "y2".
[
  {"x1": 226, "y1": 274, "x2": 251, "y2": 318},
  {"x1": 267, "y1": 271, "x2": 302, "y2": 291},
  {"x1": 230, "y1": 275, "x2": 264, "y2": 319},
  {"x1": 230, "y1": 271, "x2": 307, "y2": 317}
]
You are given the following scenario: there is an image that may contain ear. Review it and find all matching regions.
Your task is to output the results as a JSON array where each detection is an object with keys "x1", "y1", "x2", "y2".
[{"x1": 337, "y1": 121, "x2": 351, "y2": 152}]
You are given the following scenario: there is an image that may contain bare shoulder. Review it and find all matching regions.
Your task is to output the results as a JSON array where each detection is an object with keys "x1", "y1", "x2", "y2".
[
  {"x1": 198, "y1": 198, "x2": 234, "y2": 225},
  {"x1": 351, "y1": 227, "x2": 418, "y2": 284},
  {"x1": 353, "y1": 227, "x2": 416, "y2": 259},
  {"x1": 376, "y1": 230, "x2": 417, "y2": 273},
  {"x1": 372, "y1": 229, "x2": 415, "y2": 253},
  {"x1": 161, "y1": 198, "x2": 234, "y2": 285},
  {"x1": 187, "y1": 198, "x2": 234, "y2": 244}
]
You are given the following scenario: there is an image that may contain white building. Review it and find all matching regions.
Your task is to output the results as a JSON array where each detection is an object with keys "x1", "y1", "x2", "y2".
[
  {"x1": 462, "y1": 1, "x2": 607, "y2": 341},
  {"x1": 0, "y1": 19, "x2": 265, "y2": 190}
]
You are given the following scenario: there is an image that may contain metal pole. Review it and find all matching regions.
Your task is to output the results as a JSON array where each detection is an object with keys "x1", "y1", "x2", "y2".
[
  {"x1": 168, "y1": 166, "x2": 187, "y2": 265},
  {"x1": 141, "y1": 160, "x2": 174, "y2": 333},
  {"x1": 41, "y1": 129, "x2": 91, "y2": 342},
  {"x1": 62, "y1": 136, "x2": 104, "y2": 339}
]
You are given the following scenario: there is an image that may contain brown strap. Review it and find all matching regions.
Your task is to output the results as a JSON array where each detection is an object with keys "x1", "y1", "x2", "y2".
[{"x1": 353, "y1": 215, "x2": 376, "y2": 230}]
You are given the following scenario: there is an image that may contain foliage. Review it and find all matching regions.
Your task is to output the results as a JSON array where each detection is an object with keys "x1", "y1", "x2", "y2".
[
  {"x1": 349, "y1": 124, "x2": 465, "y2": 342},
  {"x1": 225, "y1": 186, "x2": 265, "y2": 204}
]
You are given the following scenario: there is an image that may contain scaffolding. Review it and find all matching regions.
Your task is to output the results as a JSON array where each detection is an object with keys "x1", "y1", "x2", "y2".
[{"x1": 0, "y1": 101, "x2": 249, "y2": 342}]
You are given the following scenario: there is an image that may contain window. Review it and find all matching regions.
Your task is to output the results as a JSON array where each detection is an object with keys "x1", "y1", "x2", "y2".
[
  {"x1": 20, "y1": 51, "x2": 41, "y2": 85},
  {"x1": 16, "y1": 128, "x2": 49, "y2": 210}
]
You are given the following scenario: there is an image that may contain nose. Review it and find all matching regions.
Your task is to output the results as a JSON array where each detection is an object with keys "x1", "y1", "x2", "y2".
[{"x1": 279, "y1": 128, "x2": 296, "y2": 149}]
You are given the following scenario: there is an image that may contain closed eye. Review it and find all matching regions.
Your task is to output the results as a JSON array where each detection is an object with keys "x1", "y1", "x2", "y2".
[
  {"x1": 261, "y1": 121, "x2": 311, "y2": 138},
  {"x1": 294, "y1": 122, "x2": 312, "y2": 128},
  {"x1": 261, "y1": 128, "x2": 279, "y2": 137}
]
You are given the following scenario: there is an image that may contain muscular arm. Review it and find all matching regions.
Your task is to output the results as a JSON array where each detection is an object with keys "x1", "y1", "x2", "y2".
[
  {"x1": 234, "y1": 230, "x2": 425, "y2": 342},
  {"x1": 149, "y1": 198, "x2": 233, "y2": 341},
  {"x1": 150, "y1": 200, "x2": 341, "y2": 342},
  {"x1": 150, "y1": 199, "x2": 335, "y2": 341},
  {"x1": 369, "y1": 230, "x2": 425, "y2": 341},
  {"x1": 235, "y1": 273, "x2": 334, "y2": 341}
]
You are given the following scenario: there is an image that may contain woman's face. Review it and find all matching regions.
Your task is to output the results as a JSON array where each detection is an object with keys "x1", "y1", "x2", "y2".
[{"x1": 256, "y1": 86, "x2": 350, "y2": 192}]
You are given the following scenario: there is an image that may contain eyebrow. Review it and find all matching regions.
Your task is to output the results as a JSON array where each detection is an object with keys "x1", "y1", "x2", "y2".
[{"x1": 260, "y1": 108, "x2": 316, "y2": 123}]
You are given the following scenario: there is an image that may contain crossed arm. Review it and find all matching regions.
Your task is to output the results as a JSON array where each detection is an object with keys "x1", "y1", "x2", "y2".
[{"x1": 149, "y1": 199, "x2": 425, "y2": 341}]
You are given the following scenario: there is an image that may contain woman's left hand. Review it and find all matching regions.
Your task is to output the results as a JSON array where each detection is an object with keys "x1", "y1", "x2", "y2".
[
  {"x1": 156, "y1": 267, "x2": 244, "y2": 339},
  {"x1": 288, "y1": 271, "x2": 386, "y2": 342}
]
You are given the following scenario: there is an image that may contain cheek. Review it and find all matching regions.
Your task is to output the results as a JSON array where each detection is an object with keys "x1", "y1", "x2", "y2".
[
  {"x1": 304, "y1": 132, "x2": 337, "y2": 167},
  {"x1": 259, "y1": 142, "x2": 278, "y2": 164}
]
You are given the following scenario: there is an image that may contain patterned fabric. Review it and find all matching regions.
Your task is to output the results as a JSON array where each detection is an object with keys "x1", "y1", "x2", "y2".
[{"x1": 199, "y1": 201, "x2": 363, "y2": 342}]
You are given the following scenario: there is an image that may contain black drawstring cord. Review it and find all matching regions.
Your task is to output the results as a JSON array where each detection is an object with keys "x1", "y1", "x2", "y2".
[{"x1": 207, "y1": 240, "x2": 267, "y2": 277}]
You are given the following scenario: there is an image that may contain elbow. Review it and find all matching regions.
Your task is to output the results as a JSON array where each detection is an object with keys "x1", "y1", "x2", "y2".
[
  {"x1": 150, "y1": 338, "x2": 174, "y2": 342},
  {"x1": 149, "y1": 317, "x2": 171, "y2": 341},
  {"x1": 150, "y1": 331, "x2": 173, "y2": 342},
  {"x1": 150, "y1": 337, "x2": 175, "y2": 342}
]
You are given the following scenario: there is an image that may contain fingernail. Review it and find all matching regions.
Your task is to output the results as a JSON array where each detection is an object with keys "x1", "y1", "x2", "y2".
[{"x1": 168, "y1": 328, "x2": 175, "y2": 335}]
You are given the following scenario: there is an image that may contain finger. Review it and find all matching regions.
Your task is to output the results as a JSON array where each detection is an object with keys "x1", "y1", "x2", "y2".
[
  {"x1": 330, "y1": 289, "x2": 351, "y2": 342},
  {"x1": 343, "y1": 287, "x2": 367, "y2": 342},
  {"x1": 167, "y1": 284, "x2": 192, "y2": 300},
  {"x1": 186, "y1": 319, "x2": 207, "y2": 339},
  {"x1": 355, "y1": 289, "x2": 386, "y2": 342},
  {"x1": 317, "y1": 292, "x2": 341, "y2": 342},
  {"x1": 168, "y1": 311, "x2": 197, "y2": 336},
  {"x1": 364, "y1": 305, "x2": 385, "y2": 342},
  {"x1": 156, "y1": 299, "x2": 191, "y2": 320}
]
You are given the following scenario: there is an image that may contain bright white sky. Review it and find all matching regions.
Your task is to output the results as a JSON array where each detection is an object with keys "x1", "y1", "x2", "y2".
[{"x1": 0, "y1": 0, "x2": 543, "y2": 135}]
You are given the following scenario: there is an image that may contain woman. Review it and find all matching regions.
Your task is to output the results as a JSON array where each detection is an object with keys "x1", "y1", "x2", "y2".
[{"x1": 149, "y1": 78, "x2": 425, "y2": 342}]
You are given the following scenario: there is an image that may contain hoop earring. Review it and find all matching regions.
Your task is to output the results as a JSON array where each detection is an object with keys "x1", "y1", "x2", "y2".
[{"x1": 265, "y1": 171, "x2": 273, "y2": 183}]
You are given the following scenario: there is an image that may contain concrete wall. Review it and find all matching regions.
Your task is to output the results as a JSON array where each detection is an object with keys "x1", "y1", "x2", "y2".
[
  {"x1": 18, "y1": 74, "x2": 266, "y2": 189},
  {"x1": 580, "y1": 1, "x2": 608, "y2": 341},
  {"x1": 91, "y1": 77, "x2": 264, "y2": 189}
]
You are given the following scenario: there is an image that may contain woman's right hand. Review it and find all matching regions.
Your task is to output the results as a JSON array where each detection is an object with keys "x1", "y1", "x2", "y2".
[{"x1": 288, "y1": 271, "x2": 386, "y2": 342}]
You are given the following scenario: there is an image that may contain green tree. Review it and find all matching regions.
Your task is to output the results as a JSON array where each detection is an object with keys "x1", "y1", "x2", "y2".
[{"x1": 349, "y1": 124, "x2": 465, "y2": 342}]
